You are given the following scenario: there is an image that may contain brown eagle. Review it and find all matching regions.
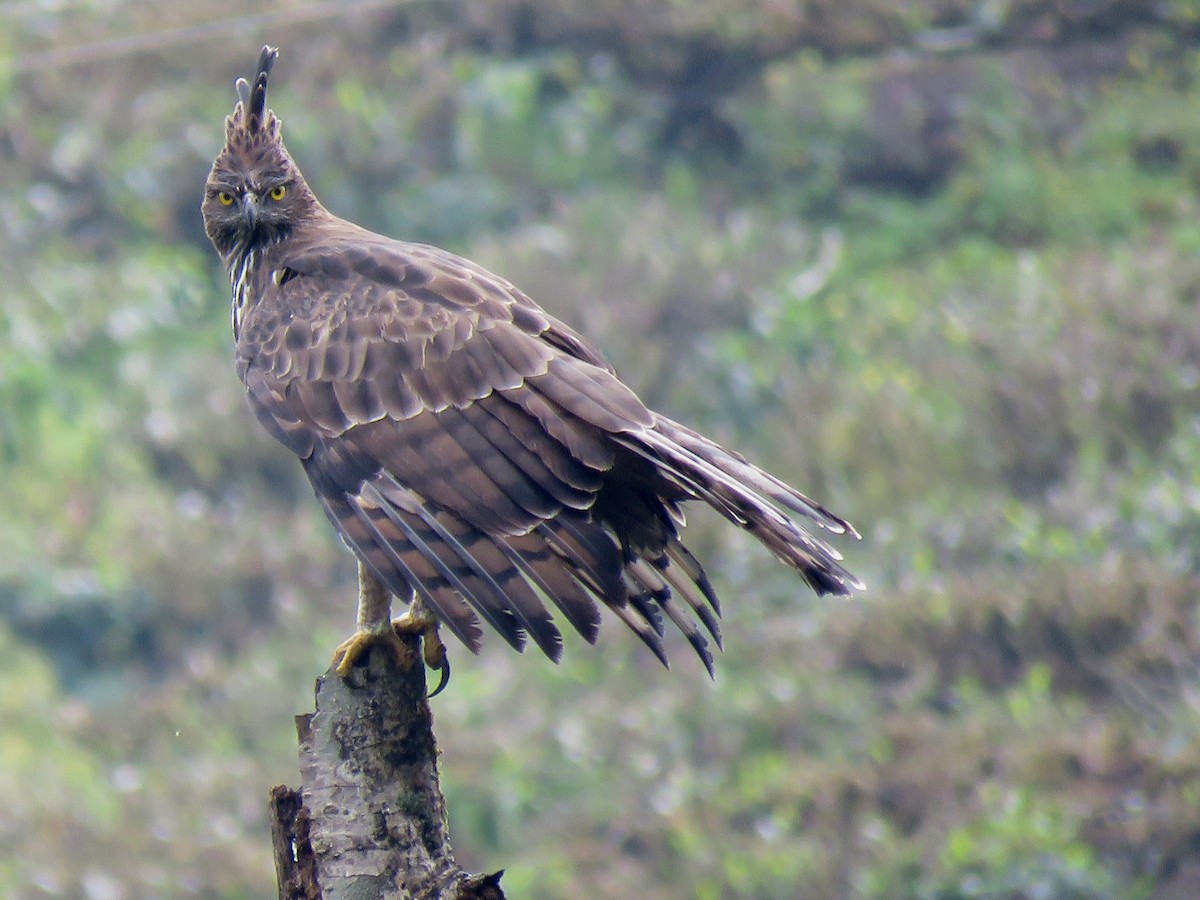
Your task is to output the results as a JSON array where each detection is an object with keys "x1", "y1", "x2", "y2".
[{"x1": 201, "y1": 47, "x2": 862, "y2": 690}]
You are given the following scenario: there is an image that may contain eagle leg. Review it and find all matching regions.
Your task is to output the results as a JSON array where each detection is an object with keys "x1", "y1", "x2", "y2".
[
  {"x1": 332, "y1": 562, "x2": 415, "y2": 675},
  {"x1": 331, "y1": 563, "x2": 450, "y2": 697}
]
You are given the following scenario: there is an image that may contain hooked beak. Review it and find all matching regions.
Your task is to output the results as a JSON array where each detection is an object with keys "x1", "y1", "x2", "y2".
[{"x1": 241, "y1": 191, "x2": 259, "y2": 229}]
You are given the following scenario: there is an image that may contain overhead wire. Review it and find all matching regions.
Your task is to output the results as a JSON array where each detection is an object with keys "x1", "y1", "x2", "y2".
[{"x1": 8, "y1": 0, "x2": 442, "y2": 73}]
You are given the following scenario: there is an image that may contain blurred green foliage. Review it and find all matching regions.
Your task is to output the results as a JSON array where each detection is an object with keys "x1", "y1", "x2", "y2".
[{"x1": 2, "y1": 1, "x2": 1200, "y2": 897}]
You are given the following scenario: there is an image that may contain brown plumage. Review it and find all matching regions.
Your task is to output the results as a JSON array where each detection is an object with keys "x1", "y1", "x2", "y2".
[{"x1": 202, "y1": 47, "x2": 862, "y2": 679}]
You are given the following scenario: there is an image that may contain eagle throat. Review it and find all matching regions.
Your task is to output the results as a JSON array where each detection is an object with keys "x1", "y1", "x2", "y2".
[
  {"x1": 224, "y1": 209, "x2": 298, "y2": 339},
  {"x1": 229, "y1": 245, "x2": 260, "y2": 340}
]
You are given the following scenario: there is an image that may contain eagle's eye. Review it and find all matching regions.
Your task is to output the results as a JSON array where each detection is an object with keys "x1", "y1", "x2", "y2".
[
  {"x1": 218, "y1": 191, "x2": 235, "y2": 206},
  {"x1": 269, "y1": 185, "x2": 287, "y2": 201}
]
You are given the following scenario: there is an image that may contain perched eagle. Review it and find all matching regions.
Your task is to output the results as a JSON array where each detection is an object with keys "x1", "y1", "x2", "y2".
[{"x1": 202, "y1": 47, "x2": 862, "y2": 689}]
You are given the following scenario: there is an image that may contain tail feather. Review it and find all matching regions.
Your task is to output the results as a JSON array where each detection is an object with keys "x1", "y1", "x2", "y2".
[
  {"x1": 619, "y1": 416, "x2": 864, "y2": 598},
  {"x1": 653, "y1": 416, "x2": 859, "y2": 538}
]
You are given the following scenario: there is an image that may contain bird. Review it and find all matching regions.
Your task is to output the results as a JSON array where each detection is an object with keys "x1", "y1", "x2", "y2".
[{"x1": 202, "y1": 46, "x2": 863, "y2": 691}]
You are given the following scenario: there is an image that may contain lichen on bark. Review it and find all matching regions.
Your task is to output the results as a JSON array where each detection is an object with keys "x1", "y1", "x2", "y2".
[{"x1": 271, "y1": 638, "x2": 504, "y2": 899}]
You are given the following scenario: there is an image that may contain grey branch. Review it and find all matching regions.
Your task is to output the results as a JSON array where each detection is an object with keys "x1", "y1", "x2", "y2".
[{"x1": 270, "y1": 639, "x2": 505, "y2": 899}]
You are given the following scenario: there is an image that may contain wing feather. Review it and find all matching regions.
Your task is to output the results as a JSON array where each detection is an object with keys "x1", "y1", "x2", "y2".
[
  {"x1": 500, "y1": 532, "x2": 603, "y2": 643},
  {"x1": 316, "y1": 490, "x2": 488, "y2": 651},
  {"x1": 374, "y1": 369, "x2": 425, "y2": 419},
  {"x1": 234, "y1": 229, "x2": 860, "y2": 674},
  {"x1": 410, "y1": 499, "x2": 563, "y2": 661},
  {"x1": 289, "y1": 379, "x2": 351, "y2": 432},
  {"x1": 498, "y1": 383, "x2": 615, "y2": 471},
  {"x1": 453, "y1": 401, "x2": 594, "y2": 511},
  {"x1": 359, "y1": 479, "x2": 563, "y2": 659},
  {"x1": 352, "y1": 485, "x2": 525, "y2": 651},
  {"x1": 433, "y1": 405, "x2": 561, "y2": 521},
  {"x1": 332, "y1": 377, "x2": 386, "y2": 423},
  {"x1": 530, "y1": 357, "x2": 652, "y2": 434},
  {"x1": 474, "y1": 393, "x2": 602, "y2": 500},
  {"x1": 537, "y1": 513, "x2": 625, "y2": 608},
  {"x1": 351, "y1": 416, "x2": 534, "y2": 534},
  {"x1": 659, "y1": 551, "x2": 723, "y2": 646},
  {"x1": 627, "y1": 557, "x2": 714, "y2": 676}
]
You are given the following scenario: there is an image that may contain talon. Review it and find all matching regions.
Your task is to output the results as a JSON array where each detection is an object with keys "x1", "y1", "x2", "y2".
[
  {"x1": 331, "y1": 627, "x2": 411, "y2": 676},
  {"x1": 395, "y1": 612, "x2": 450, "y2": 698},
  {"x1": 420, "y1": 618, "x2": 449, "y2": 697},
  {"x1": 428, "y1": 655, "x2": 451, "y2": 698},
  {"x1": 334, "y1": 572, "x2": 452, "y2": 692}
]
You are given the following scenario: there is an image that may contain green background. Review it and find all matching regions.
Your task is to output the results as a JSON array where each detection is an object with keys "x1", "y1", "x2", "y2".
[{"x1": 2, "y1": 2, "x2": 1199, "y2": 897}]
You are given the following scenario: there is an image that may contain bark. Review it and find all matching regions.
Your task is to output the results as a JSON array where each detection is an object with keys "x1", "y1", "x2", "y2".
[{"x1": 270, "y1": 638, "x2": 505, "y2": 899}]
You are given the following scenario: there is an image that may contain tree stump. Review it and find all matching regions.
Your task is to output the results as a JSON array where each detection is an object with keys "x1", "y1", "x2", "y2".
[{"x1": 270, "y1": 637, "x2": 505, "y2": 899}]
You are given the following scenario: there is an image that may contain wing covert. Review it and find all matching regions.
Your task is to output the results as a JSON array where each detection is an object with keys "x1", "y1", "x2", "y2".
[{"x1": 234, "y1": 235, "x2": 714, "y2": 665}]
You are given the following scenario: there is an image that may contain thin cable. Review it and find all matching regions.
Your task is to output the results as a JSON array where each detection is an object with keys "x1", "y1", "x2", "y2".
[{"x1": 8, "y1": 0, "x2": 439, "y2": 73}]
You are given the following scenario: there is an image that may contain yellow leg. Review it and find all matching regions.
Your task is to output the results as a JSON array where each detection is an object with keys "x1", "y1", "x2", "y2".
[{"x1": 331, "y1": 563, "x2": 450, "y2": 695}]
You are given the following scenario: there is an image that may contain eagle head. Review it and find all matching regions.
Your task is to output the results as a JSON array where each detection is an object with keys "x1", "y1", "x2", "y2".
[{"x1": 202, "y1": 46, "x2": 316, "y2": 264}]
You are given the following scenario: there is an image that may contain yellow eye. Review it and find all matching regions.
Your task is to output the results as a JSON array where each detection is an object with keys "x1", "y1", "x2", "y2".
[
  {"x1": 217, "y1": 191, "x2": 235, "y2": 206},
  {"x1": 269, "y1": 185, "x2": 287, "y2": 201}
]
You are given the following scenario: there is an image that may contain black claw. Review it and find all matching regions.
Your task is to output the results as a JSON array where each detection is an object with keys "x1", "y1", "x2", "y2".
[{"x1": 427, "y1": 656, "x2": 451, "y2": 698}]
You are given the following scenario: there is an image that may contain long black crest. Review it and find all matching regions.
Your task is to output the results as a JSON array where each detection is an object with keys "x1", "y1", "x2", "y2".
[{"x1": 233, "y1": 45, "x2": 279, "y2": 133}]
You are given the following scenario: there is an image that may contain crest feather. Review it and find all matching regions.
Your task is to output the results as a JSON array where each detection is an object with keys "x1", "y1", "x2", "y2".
[{"x1": 226, "y1": 45, "x2": 280, "y2": 138}]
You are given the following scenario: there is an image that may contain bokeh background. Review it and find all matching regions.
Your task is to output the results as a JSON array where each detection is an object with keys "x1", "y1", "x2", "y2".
[{"x1": 3, "y1": 2, "x2": 1199, "y2": 897}]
